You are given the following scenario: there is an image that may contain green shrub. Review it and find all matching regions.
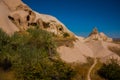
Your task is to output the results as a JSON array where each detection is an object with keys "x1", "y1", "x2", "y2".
[
  {"x1": 0, "y1": 29, "x2": 10, "y2": 52},
  {"x1": 0, "y1": 29, "x2": 12, "y2": 69},
  {"x1": 97, "y1": 59, "x2": 120, "y2": 80},
  {"x1": 0, "y1": 28, "x2": 75, "y2": 80}
]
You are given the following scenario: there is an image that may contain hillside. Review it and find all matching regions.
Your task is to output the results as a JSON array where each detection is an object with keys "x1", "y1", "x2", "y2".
[
  {"x1": 0, "y1": 0, "x2": 120, "y2": 63},
  {"x1": 0, "y1": 0, "x2": 120, "y2": 80}
]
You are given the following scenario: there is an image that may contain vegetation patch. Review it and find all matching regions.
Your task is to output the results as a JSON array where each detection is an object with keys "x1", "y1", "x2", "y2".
[
  {"x1": 97, "y1": 59, "x2": 120, "y2": 80},
  {"x1": 90, "y1": 59, "x2": 105, "y2": 80},
  {"x1": 0, "y1": 28, "x2": 76, "y2": 80},
  {"x1": 71, "y1": 57, "x2": 94, "y2": 80}
]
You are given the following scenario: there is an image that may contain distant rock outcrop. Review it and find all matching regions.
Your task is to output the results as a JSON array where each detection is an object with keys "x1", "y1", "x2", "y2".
[
  {"x1": 89, "y1": 27, "x2": 99, "y2": 36},
  {"x1": 85, "y1": 27, "x2": 112, "y2": 42}
]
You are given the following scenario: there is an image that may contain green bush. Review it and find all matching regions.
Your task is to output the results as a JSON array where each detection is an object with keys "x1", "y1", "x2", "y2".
[
  {"x1": 97, "y1": 59, "x2": 120, "y2": 80},
  {"x1": 0, "y1": 29, "x2": 12, "y2": 70},
  {"x1": 0, "y1": 29, "x2": 11, "y2": 55},
  {"x1": 0, "y1": 29, "x2": 10, "y2": 46},
  {"x1": 0, "y1": 28, "x2": 75, "y2": 80}
]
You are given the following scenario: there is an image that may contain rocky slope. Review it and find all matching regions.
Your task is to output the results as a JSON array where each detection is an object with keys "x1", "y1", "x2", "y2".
[{"x1": 0, "y1": 0, "x2": 120, "y2": 63}]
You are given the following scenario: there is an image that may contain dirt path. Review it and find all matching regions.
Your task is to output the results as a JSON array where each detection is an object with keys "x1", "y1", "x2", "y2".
[{"x1": 87, "y1": 58, "x2": 97, "y2": 80}]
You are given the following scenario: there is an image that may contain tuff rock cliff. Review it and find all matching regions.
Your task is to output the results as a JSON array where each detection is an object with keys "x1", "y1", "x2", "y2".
[
  {"x1": 0, "y1": 0, "x2": 74, "y2": 37},
  {"x1": 0, "y1": 0, "x2": 119, "y2": 63}
]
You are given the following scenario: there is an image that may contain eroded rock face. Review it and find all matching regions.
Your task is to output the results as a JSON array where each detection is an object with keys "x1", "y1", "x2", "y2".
[
  {"x1": 85, "y1": 28, "x2": 113, "y2": 42},
  {"x1": 0, "y1": 0, "x2": 119, "y2": 64},
  {"x1": 8, "y1": 3, "x2": 36, "y2": 31},
  {"x1": 0, "y1": 0, "x2": 74, "y2": 37},
  {"x1": 34, "y1": 12, "x2": 74, "y2": 37}
]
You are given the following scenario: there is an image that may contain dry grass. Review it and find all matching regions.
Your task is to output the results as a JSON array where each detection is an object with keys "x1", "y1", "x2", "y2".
[
  {"x1": 71, "y1": 57, "x2": 94, "y2": 80},
  {"x1": 90, "y1": 59, "x2": 105, "y2": 80},
  {"x1": 0, "y1": 68, "x2": 15, "y2": 80}
]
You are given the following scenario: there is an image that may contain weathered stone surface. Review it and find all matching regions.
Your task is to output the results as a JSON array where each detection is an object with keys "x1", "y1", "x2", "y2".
[
  {"x1": 0, "y1": 0, "x2": 119, "y2": 64},
  {"x1": 89, "y1": 27, "x2": 99, "y2": 36},
  {"x1": 85, "y1": 28, "x2": 113, "y2": 42},
  {"x1": 0, "y1": 0, "x2": 19, "y2": 35},
  {"x1": 0, "y1": 0, "x2": 74, "y2": 37}
]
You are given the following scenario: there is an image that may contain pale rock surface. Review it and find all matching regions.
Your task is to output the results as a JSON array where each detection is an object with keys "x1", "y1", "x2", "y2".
[
  {"x1": 0, "y1": 0, "x2": 119, "y2": 63},
  {"x1": 0, "y1": 0, "x2": 19, "y2": 34},
  {"x1": 85, "y1": 28, "x2": 113, "y2": 42},
  {"x1": 85, "y1": 41, "x2": 120, "y2": 62},
  {"x1": 100, "y1": 32, "x2": 113, "y2": 42},
  {"x1": 0, "y1": 0, "x2": 74, "y2": 37},
  {"x1": 75, "y1": 35, "x2": 85, "y2": 42},
  {"x1": 57, "y1": 40, "x2": 94, "y2": 63},
  {"x1": 35, "y1": 12, "x2": 74, "y2": 37}
]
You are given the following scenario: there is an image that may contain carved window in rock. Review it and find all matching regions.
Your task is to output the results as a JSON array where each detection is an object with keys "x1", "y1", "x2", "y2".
[
  {"x1": 59, "y1": 27, "x2": 63, "y2": 31},
  {"x1": 8, "y1": 16, "x2": 14, "y2": 21},
  {"x1": 43, "y1": 22, "x2": 50, "y2": 28},
  {"x1": 26, "y1": 15, "x2": 30, "y2": 21},
  {"x1": 58, "y1": 25, "x2": 64, "y2": 32}
]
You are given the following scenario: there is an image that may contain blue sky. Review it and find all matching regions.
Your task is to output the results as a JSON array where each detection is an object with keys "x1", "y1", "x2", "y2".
[{"x1": 22, "y1": 0, "x2": 120, "y2": 38}]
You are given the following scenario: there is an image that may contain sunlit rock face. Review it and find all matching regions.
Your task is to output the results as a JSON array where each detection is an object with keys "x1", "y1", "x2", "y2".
[
  {"x1": 1, "y1": 0, "x2": 119, "y2": 64},
  {"x1": 34, "y1": 12, "x2": 74, "y2": 37},
  {"x1": 0, "y1": 0, "x2": 74, "y2": 37},
  {"x1": 85, "y1": 27, "x2": 113, "y2": 42}
]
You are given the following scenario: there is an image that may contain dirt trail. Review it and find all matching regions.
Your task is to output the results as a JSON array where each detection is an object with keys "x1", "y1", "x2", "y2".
[{"x1": 87, "y1": 58, "x2": 97, "y2": 80}]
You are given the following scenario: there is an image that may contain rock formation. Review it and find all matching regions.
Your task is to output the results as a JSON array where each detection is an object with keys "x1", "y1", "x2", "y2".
[
  {"x1": 0, "y1": 0, "x2": 74, "y2": 37},
  {"x1": 85, "y1": 27, "x2": 113, "y2": 42},
  {"x1": 0, "y1": 0, "x2": 119, "y2": 63}
]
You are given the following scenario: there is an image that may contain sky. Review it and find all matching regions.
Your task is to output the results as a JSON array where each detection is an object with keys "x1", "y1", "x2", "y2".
[{"x1": 22, "y1": 0, "x2": 120, "y2": 38}]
